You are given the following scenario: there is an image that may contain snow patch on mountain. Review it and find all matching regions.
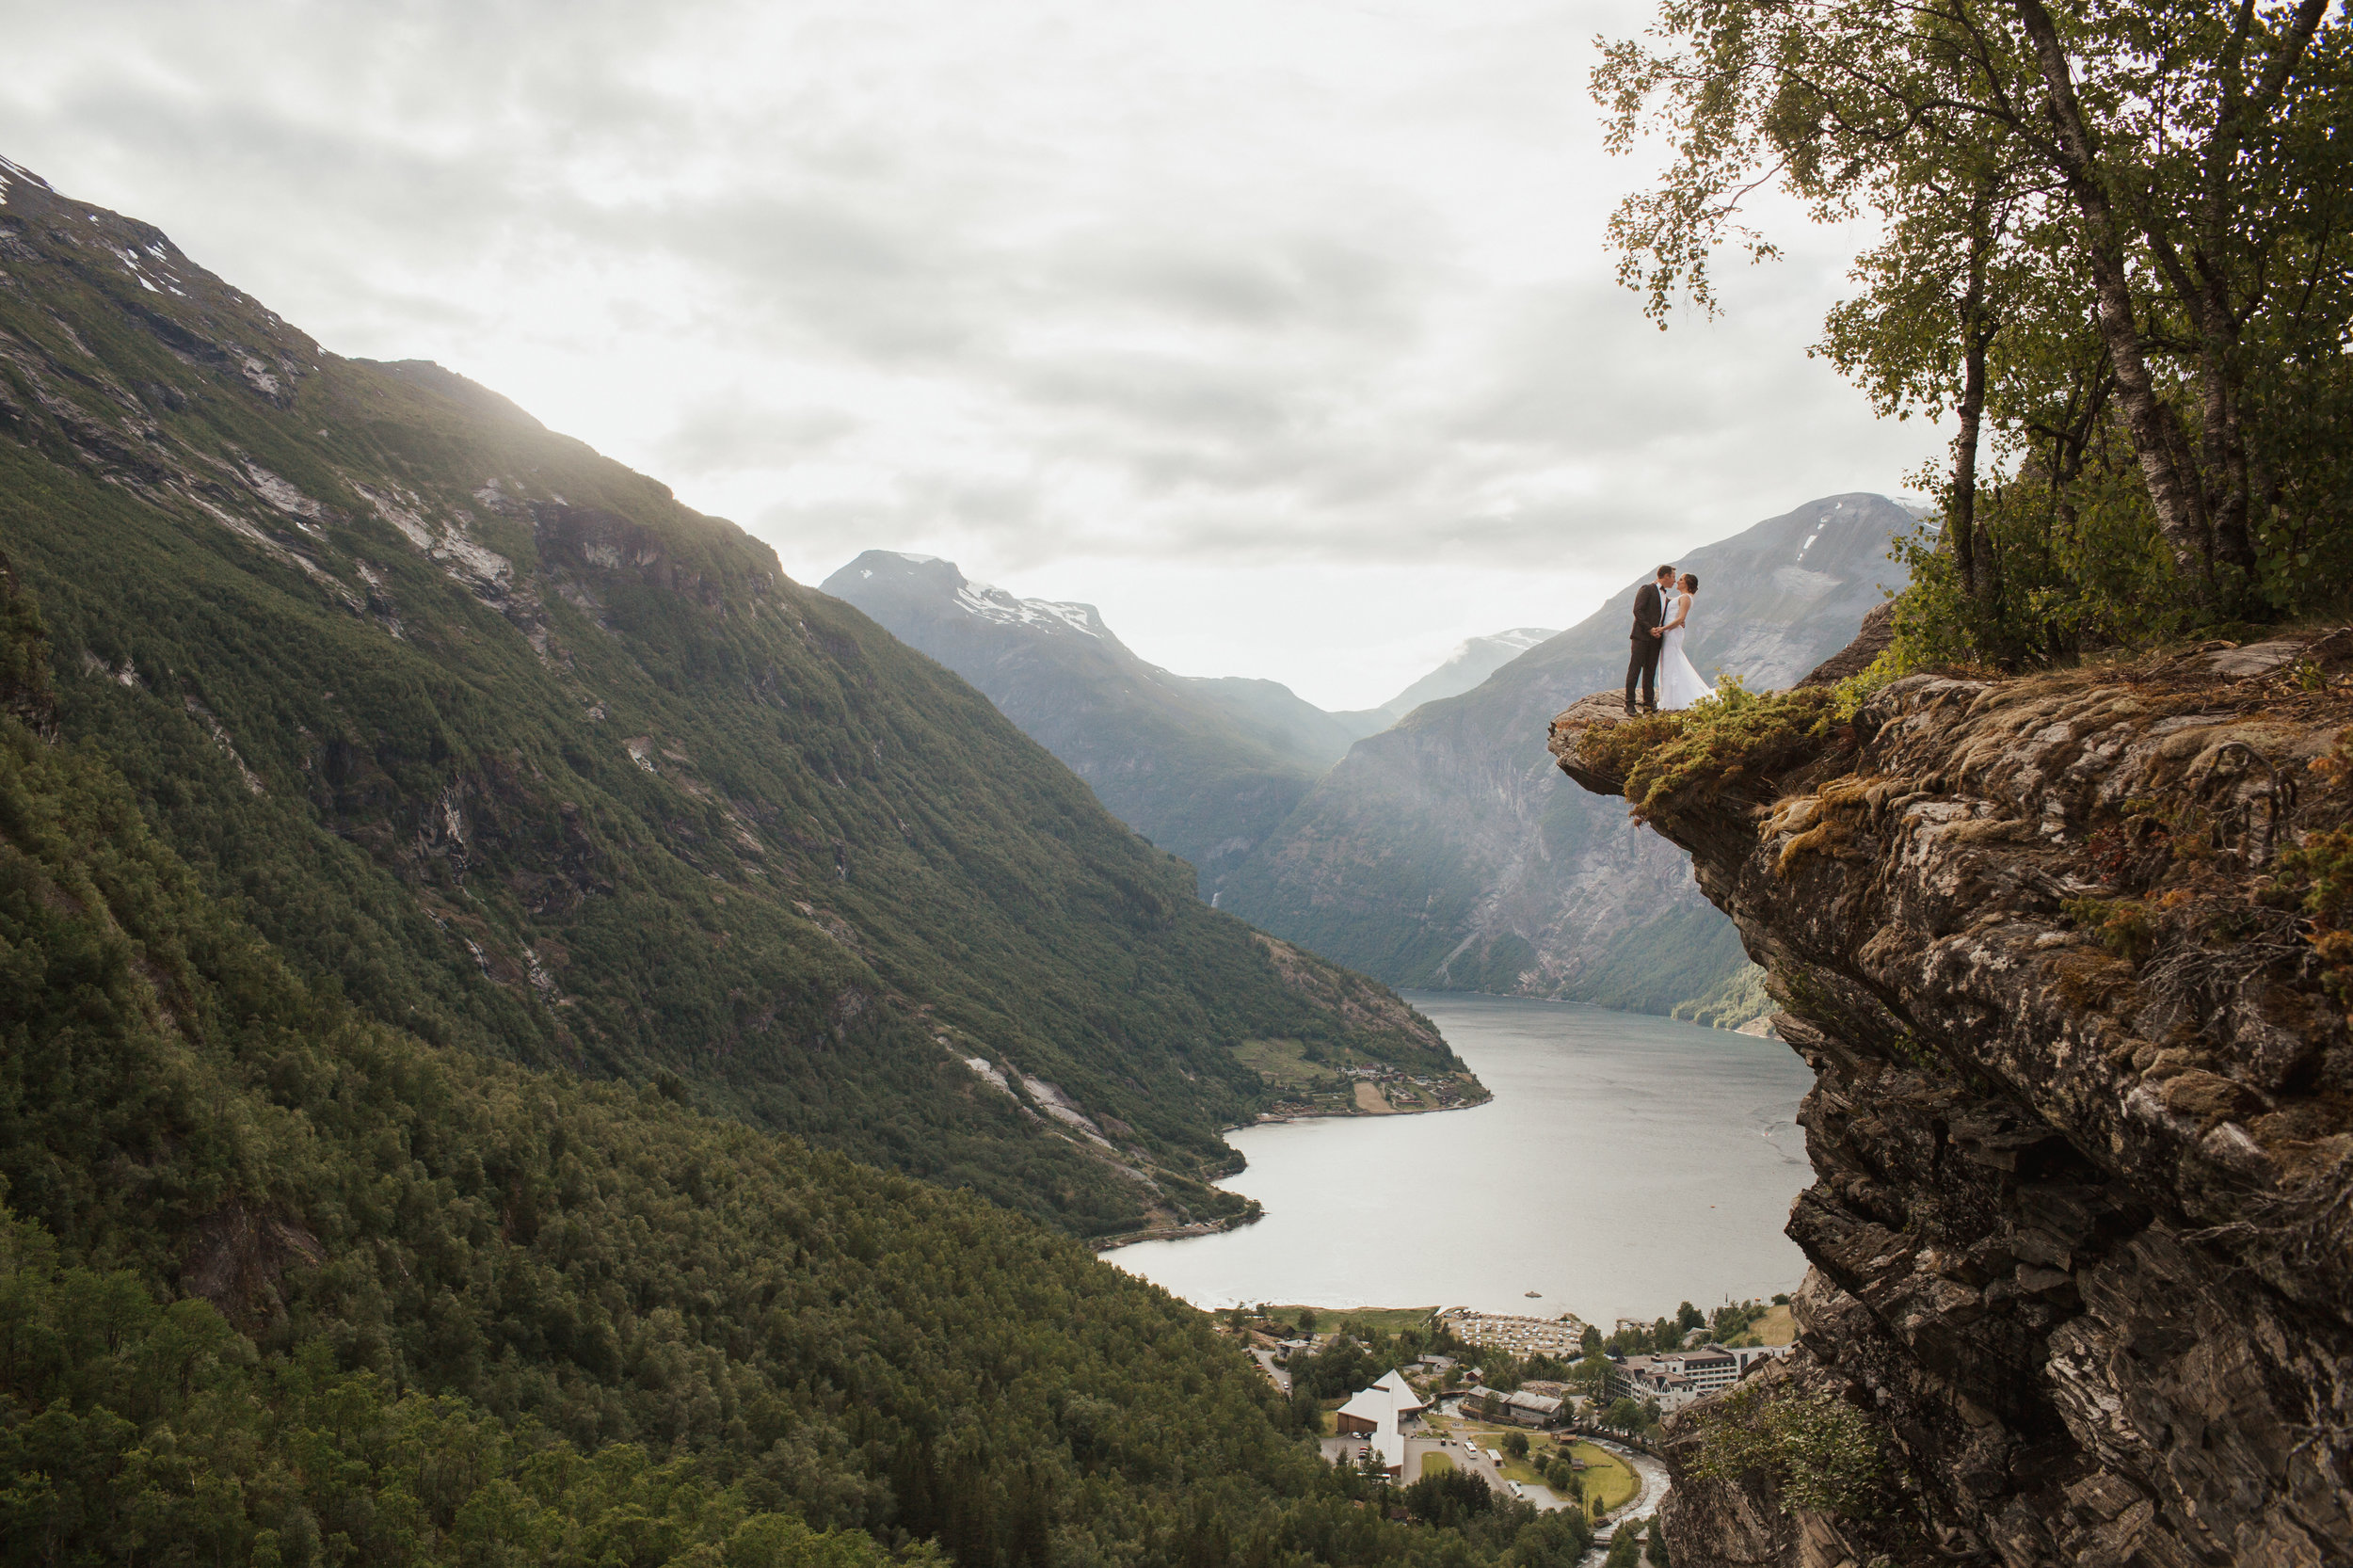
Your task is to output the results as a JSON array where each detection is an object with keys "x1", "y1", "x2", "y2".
[
  {"x1": 951, "y1": 580, "x2": 1105, "y2": 640},
  {"x1": 845, "y1": 551, "x2": 1107, "y2": 640}
]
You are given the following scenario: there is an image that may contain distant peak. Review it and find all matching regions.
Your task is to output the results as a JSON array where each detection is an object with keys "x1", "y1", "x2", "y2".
[
  {"x1": 823, "y1": 552, "x2": 1106, "y2": 641},
  {"x1": 828, "y1": 548, "x2": 1101, "y2": 635},
  {"x1": 836, "y1": 548, "x2": 963, "y2": 579},
  {"x1": 1439, "y1": 626, "x2": 1560, "y2": 665}
]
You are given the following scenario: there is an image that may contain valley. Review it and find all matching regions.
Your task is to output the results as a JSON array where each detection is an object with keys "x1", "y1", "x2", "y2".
[
  {"x1": 10, "y1": 0, "x2": 2351, "y2": 1558},
  {"x1": 826, "y1": 503, "x2": 1914, "y2": 1031}
]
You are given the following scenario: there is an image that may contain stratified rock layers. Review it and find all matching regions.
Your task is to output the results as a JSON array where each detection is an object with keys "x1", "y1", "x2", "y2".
[{"x1": 1551, "y1": 640, "x2": 2353, "y2": 1566}]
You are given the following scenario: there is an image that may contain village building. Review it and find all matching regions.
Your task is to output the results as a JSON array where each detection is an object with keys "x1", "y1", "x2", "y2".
[
  {"x1": 1657, "y1": 1347, "x2": 1740, "y2": 1393},
  {"x1": 1333, "y1": 1369, "x2": 1428, "y2": 1475},
  {"x1": 1609, "y1": 1344, "x2": 1791, "y2": 1411},
  {"x1": 1464, "y1": 1384, "x2": 1564, "y2": 1428}
]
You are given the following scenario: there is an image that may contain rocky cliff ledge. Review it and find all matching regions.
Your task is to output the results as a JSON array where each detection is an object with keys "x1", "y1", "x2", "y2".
[{"x1": 1549, "y1": 632, "x2": 2353, "y2": 1566}]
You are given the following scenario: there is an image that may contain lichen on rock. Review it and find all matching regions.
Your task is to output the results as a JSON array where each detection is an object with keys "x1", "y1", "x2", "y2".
[{"x1": 1549, "y1": 627, "x2": 2353, "y2": 1566}]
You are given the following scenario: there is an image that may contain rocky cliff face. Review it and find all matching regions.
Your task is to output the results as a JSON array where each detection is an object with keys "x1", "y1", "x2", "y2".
[{"x1": 1550, "y1": 632, "x2": 2353, "y2": 1565}]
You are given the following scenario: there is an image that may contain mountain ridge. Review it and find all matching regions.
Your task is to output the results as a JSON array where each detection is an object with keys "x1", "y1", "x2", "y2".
[
  {"x1": 1339, "y1": 626, "x2": 1561, "y2": 733},
  {"x1": 1221, "y1": 494, "x2": 1916, "y2": 1021},
  {"x1": 0, "y1": 157, "x2": 1470, "y2": 1243},
  {"x1": 0, "y1": 538, "x2": 1535, "y2": 1568},
  {"x1": 823, "y1": 550, "x2": 1357, "y2": 897},
  {"x1": 822, "y1": 551, "x2": 1575, "y2": 904}
]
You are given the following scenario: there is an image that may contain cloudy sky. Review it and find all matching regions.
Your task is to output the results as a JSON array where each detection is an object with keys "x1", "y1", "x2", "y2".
[{"x1": 6, "y1": 0, "x2": 1939, "y2": 709}]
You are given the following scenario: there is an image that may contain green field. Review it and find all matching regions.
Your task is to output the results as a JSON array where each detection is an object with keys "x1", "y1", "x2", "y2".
[
  {"x1": 1340, "y1": 1305, "x2": 1442, "y2": 1334},
  {"x1": 1233, "y1": 1036, "x2": 1335, "y2": 1088},
  {"x1": 1461, "y1": 1431, "x2": 1640, "y2": 1512},
  {"x1": 1261, "y1": 1304, "x2": 1439, "y2": 1335},
  {"x1": 1418, "y1": 1451, "x2": 1455, "y2": 1476},
  {"x1": 1562, "y1": 1443, "x2": 1640, "y2": 1511},
  {"x1": 1468, "y1": 1434, "x2": 1546, "y2": 1488}
]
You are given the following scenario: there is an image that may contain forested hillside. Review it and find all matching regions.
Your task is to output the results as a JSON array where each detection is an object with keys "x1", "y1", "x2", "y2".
[
  {"x1": 0, "y1": 158, "x2": 1468, "y2": 1244},
  {"x1": 0, "y1": 563, "x2": 1579, "y2": 1566}
]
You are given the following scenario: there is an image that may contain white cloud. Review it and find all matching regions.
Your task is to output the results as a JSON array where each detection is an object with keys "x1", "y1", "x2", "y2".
[{"x1": 1, "y1": 0, "x2": 1943, "y2": 708}]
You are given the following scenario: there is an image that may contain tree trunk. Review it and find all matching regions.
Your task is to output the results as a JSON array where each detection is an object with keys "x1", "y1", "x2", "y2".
[
  {"x1": 1953, "y1": 264, "x2": 1993, "y2": 607},
  {"x1": 2010, "y1": 0, "x2": 2216, "y2": 587}
]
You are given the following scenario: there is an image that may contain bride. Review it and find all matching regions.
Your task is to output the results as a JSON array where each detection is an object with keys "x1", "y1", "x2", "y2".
[{"x1": 1656, "y1": 572, "x2": 1713, "y2": 711}]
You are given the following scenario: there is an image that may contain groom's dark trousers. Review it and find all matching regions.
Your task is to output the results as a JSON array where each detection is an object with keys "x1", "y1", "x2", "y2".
[{"x1": 1625, "y1": 581, "x2": 1664, "y2": 712}]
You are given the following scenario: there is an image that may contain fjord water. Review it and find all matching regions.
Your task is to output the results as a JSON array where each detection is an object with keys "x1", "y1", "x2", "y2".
[{"x1": 1108, "y1": 993, "x2": 1817, "y2": 1324}]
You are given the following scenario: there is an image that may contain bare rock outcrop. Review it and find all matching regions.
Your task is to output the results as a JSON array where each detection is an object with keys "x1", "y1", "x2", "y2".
[{"x1": 1550, "y1": 630, "x2": 2353, "y2": 1566}]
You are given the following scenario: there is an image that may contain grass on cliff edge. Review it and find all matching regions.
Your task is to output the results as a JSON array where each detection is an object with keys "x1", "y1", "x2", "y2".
[{"x1": 1577, "y1": 679, "x2": 1847, "y2": 821}]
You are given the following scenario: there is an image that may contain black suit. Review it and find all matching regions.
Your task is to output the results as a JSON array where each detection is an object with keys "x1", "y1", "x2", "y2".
[{"x1": 1625, "y1": 582, "x2": 1665, "y2": 712}]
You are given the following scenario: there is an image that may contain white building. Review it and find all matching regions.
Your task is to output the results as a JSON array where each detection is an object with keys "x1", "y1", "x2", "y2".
[
  {"x1": 1655, "y1": 1348, "x2": 1741, "y2": 1393},
  {"x1": 1335, "y1": 1369, "x2": 1428, "y2": 1474},
  {"x1": 1613, "y1": 1344, "x2": 1792, "y2": 1410}
]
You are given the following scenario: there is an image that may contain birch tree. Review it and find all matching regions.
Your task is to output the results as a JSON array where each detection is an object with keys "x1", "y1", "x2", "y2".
[{"x1": 1595, "y1": 0, "x2": 2353, "y2": 628}]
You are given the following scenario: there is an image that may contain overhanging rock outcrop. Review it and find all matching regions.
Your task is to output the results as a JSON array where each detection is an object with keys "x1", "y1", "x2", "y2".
[{"x1": 1549, "y1": 632, "x2": 2353, "y2": 1566}]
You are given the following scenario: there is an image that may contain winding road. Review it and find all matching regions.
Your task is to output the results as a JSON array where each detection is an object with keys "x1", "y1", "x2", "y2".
[{"x1": 1575, "y1": 1436, "x2": 1670, "y2": 1563}]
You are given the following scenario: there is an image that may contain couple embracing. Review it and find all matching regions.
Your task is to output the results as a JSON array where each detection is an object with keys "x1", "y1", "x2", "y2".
[{"x1": 1625, "y1": 565, "x2": 1709, "y2": 713}]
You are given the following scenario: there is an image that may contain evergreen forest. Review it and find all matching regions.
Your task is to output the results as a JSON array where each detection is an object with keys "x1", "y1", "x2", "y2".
[
  {"x1": 0, "y1": 559, "x2": 1573, "y2": 1565},
  {"x1": 0, "y1": 162, "x2": 1561, "y2": 1567}
]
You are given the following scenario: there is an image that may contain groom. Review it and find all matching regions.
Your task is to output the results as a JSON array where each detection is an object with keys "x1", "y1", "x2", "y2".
[{"x1": 1625, "y1": 565, "x2": 1675, "y2": 714}]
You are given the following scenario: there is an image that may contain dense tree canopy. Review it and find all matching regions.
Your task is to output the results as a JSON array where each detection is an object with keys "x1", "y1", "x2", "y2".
[
  {"x1": 1596, "y1": 0, "x2": 2353, "y2": 663},
  {"x1": 0, "y1": 568, "x2": 1578, "y2": 1568}
]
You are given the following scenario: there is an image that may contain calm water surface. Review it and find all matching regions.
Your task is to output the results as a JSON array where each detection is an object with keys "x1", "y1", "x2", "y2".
[{"x1": 1106, "y1": 992, "x2": 1817, "y2": 1325}]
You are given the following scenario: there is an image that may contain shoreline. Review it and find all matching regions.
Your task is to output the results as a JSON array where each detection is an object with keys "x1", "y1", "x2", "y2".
[
  {"x1": 1096, "y1": 1089, "x2": 1493, "y2": 1253},
  {"x1": 1240, "y1": 1080, "x2": 1495, "y2": 1128}
]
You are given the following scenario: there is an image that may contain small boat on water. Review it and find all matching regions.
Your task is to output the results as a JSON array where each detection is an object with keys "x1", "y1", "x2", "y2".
[{"x1": 1525, "y1": 1289, "x2": 1541, "y2": 1298}]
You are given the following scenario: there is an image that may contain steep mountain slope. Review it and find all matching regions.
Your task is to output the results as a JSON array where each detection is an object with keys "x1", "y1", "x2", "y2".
[
  {"x1": 1187, "y1": 673, "x2": 1377, "y2": 770},
  {"x1": 0, "y1": 564, "x2": 1549, "y2": 1568},
  {"x1": 1551, "y1": 632, "x2": 2353, "y2": 1566},
  {"x1": 823, "y1": 551, "x2": 1356, "y2": 896},
  {"x1": 0, "y1": 158, "x2": 1467, "y2": 1243},
  {"x1": 1338, "y1": 627, "x2": 1560, "y2": 732},
  {"x1": 1221, "y1": 495, "x2": 1913, "y2": 1015}
]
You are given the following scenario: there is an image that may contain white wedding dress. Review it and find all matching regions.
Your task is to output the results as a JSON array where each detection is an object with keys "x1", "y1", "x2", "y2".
[{"x1": 1657, "y1": 594, "x2": 1713, "y2": 711}]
